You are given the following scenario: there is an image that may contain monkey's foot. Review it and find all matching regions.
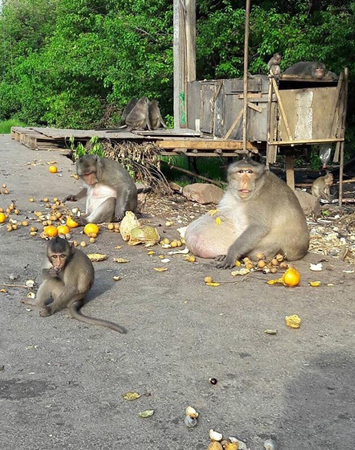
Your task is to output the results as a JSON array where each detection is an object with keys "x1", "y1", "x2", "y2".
[
  {"x1": 215, "y1": 255, "x2": 235, "y2": 269},
  {"x1": 39, "y1": 306, "x2": 52, "y2": 317}
]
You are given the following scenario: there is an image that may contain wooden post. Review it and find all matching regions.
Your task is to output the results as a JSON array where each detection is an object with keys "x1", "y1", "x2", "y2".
[
  {"x1": 173, "y1": 0, "x2": 183, "y2": 129},
  {"x1": 338, "y1": 68, "x2": 349, "y2": 207},
  {"x1": 185, "y1": 0, "x2": 196, "y2": 83},
  {"x1": 266, "y1": 76, "x2": 274, "y2": 165},
  {"x1": 173, "y1": 0, "x2": 196, "y2": 130},
  {"x1": 242, "y1": 0, "x2": 251, "y2": 151},
  {"x1": 285, "y1": 149, "x2": 295, "y2": 190}
]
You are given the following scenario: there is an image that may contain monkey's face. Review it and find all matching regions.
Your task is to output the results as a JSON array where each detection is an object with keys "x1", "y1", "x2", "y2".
[
  {"x1": 313, "y1": 64, "x2": 325, "y2": 79},
  {"x1": 47, "y1": 237, "x2": 73, "y2": 272},
  {"x1": 325, "y1": 174, "x2": 334, "y2": 186},
  {"x1": 77, "y1": 155, "x2": 99, "y2": 186},
  {"x1": 81, "y1": 172, "x2": 98, "y2": 186},
  {"x1": 48, "y1": 252, "x2": 68, "y2": 272},
  {"x1": 229, "y1": 168, "x2": 259, "y2": 200}
]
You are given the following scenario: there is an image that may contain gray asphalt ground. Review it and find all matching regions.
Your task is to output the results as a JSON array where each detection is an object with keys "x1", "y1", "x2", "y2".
[{"x1": 1, "y1": 133, "x2": 355, "y2": 450}]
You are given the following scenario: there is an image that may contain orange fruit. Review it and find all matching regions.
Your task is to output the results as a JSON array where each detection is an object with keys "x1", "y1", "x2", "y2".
[
  {"x1": 283, "y1": 267, "x2": 300, "y2": 287},
  {"x1": 0, "y1": 212, "x2": 7, "y2": 223},
  {"x1": 43, "y1": 225, "x2": 58, "y2": 237},
  {"x1": 84, "y1": 223, "x2": 99, "y2": 236},
  {"x1": 49, "y1": 165, "x2": 58, "y2": 173},
  {"x1": 57, "y1": 225, "x2": 70, "y2": 235},
  {"x1": 66, "y1": 217, "x2": 79, "y2": 228}
]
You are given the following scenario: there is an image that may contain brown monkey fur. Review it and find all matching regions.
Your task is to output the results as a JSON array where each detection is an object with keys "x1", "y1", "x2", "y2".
[
  {"x1": 22, "y1": 237, "x2": 126, "y2": 333},
  {"x1": 185, "y1": 159, "x2": 310, "y2": 269},
  {"x1": 267, "y1": 53, "x2": 281, "y2": 80},
  {"x1": 148, "y1": 100, "x2": 167, "y2": 130},
  {"x1": 125, "y1": 96, "x2": 151, "y2": 130},
  {"x1": 284, "y1": 61, "x2": 328, "y2": 79},
  {"x1": 64, "y1": 154, "x2": 138, "y2": 224},
  {"x1": 121, "y1": 98, "x2": 138, "y2": 125},
  {"x1": 311, "y1": 172, "x2": 334, "y2": 201},
  {"x1": 284, "y1": 61, "x2": 338, "y2": 80}
]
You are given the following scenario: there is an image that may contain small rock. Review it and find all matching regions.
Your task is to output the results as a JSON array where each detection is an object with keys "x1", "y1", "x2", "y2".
[{"x1": 183, "y1": 183, "x2": 224, "y2": 205}]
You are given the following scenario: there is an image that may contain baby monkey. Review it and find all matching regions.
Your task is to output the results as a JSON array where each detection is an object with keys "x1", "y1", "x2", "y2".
[
  {"x1": 267, "y1": 53, "x2": 282, "y2": 81},
  {"x1": 23, "y1": 237, "x2": 126, "y2": 333},
  {"x1": 311, "y1": 172, "x2": 334, "y2": 202}
]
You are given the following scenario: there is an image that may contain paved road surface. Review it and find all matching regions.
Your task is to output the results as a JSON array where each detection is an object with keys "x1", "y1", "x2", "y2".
[{"x1": 1, "y1": 134, "x2": 355, "y2": 449}]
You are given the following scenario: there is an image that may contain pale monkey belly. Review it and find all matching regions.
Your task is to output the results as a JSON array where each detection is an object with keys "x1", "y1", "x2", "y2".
[{"x1": 86, "y1": 184, "x2": 117, "y2": 214}]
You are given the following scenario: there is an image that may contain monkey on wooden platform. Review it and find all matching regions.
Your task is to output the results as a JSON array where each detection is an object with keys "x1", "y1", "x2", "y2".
[
  {"x1": 283, "y1": 61, "x2": 338, "y2": 80},
  {"x1": 121, "y1": 98, "x2": 138, "y2": 125},
  {"x1": 22, "y1": 237, "x2": 126, "y2": 333},
  {"x1": 125, "y1": 96, "x2": 151, "y2": 131},
  {"x1": 267, "y1": 53, "x2": 282, "y2": 81},
  {"x1": 148, "y1": 100, "x2": 167, "y2": 130},
  {"x1": 185, "y1": 159, "x2": 310, "y2": 269}
]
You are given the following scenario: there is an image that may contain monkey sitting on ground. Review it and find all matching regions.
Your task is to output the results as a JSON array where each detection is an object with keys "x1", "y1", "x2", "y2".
[
  {"x1": 283, "y1": 61, "x2": 338, "y2": 80},
  {"x1": 311, "y1": 172, "x2": 334, "y2": 202},
  {"x1": 125, "y1": 96, "x2": 151, "y2": 131},
  {"x1": 22, "y1": 237, "x2": 126, "y2": 333},
  {"x1": 267, "y1": 53, "x2": 282, "y2": 81},
  {"x1": 148, "y1": 100, "x2": 167, "y2": 130},
  {"x1": 184, "y1": 159, "x2": 310, "y2": 269},
  {"x1": 64, "y1": 154, "x2": 138, "y2": 224}
]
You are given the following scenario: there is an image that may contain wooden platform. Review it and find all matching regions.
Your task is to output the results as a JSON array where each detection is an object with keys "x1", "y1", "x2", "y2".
[{"x1": 11, "y1": 126, "x2": 259, "y2": 157}]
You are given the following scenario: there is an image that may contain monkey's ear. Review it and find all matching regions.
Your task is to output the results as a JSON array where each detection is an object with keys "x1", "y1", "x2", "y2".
[{"x1": 70, "y1": 242, "x2": 76, "y2": 254}]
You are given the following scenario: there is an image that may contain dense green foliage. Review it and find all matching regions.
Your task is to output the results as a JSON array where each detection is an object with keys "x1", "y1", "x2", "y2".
[
  {"x1": 1, "y1": 0, "x2": 354, "y2": 147},
  {"x1": 0, "y1": 118, "x2": 27, "y2": 133}
]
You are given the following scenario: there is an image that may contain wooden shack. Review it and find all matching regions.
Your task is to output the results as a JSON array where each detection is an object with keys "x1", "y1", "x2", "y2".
[{"x1": 186, "y1": 70, "x2": 348, "y2": 196}]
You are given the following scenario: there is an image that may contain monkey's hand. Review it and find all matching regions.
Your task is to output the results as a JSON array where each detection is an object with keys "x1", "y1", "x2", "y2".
[
  {"x1": 63, "y1": 195, "x2": 77, "y2": 202},
  {"x1": 48, "y1": 267, "x2": 60, "y2": 277},
  {"x1": 215, "y1": 254, "x2": 236, "y2": 269}
]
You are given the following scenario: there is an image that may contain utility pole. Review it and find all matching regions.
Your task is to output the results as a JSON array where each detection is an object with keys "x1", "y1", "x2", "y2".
[
  {"x1": 242, "y1": 0, "x2": 251, "y2": 151},
  {"x1": 173, "y1": 0, "x2": 196, "y2": 129}
]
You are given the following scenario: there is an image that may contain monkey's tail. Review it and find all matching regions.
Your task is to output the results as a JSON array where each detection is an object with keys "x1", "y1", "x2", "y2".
[{"x1": 69, "y1": 302, "x2": 127, "y2": 334}]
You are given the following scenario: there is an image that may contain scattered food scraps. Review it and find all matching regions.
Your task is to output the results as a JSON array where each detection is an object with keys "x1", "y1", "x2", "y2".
[
  {"x1": 87, "y1": 254, "x2": 107, "y2": 262},
  {"x1": 138, "y1": 409, "x2": 154, "y2": 418},
  {"x1": 285, "y1": 315, "x2": 302, "y2": 329},
  {"x1": 122, "y1": 392, "x2": 141, "y2": 401}
]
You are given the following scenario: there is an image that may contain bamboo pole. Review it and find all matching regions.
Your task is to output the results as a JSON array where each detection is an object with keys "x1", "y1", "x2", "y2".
[
  {"x1": 223, "y1": 109, "x2": 244, "y2": 140},
  {"x1": 271, "y1": 78, "x2": 293, "y2": 141},
  {"x1": 268, "y1": 137, "x2": 344, "y2": 146},
  {"x1": 242, "y1": 0, "x2": 251, "y2": 152},
  {"x1": 338, "y1": 68, "x2": 349, "y2": 207},
  {"x1": 266, "y1": 76, "x2": 274, "y2": 165}
]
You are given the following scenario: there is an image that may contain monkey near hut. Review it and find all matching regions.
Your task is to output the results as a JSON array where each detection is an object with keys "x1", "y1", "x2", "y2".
[
  {"x1": 22, "y1": 237, "x2": 126, "y2": 333},
  {"x1": 185, "y1": 159, "x2": 310, "y2": 269},
  {"x1": 125, "y1": 96, "x2": 151, "y2": 130},
  {"x1": 64, "y1": 154, "x2": 138, "y2": 224},
  {"x1": 267, "y1": 53, "x2": 282, "y2": 80},
  {"x1": 311, "y1": 172, "x2": 334, "y2": 201},
  {"x1": 121, "y1": 98, "x2": 138, "y2": 125},
  {"x1": 148, "y1": 100, "x2": 167, "y2": 130},
  {"x1": 283, "y1": 61, "x2": 337, "y2": 80}
]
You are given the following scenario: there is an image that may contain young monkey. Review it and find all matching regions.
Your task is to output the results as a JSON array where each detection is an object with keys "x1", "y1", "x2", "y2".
[
  {"x1": 22, "y1": 237, "x2": 126, "y2": 333},
  {"x1": 311, "y1": 172, "x2": 334, "y2": 202},
  {"x1": 267, "y1": 53, "x2": 282, "y2": 81}
]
